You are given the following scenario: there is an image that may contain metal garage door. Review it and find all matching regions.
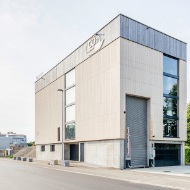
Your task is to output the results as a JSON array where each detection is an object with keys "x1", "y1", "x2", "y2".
[
  {"x1": 125, "y1": 96, "x2": 148, "y2": 167},
  {"x1": 155, "y1": 144, "x2": 180, "y2": 167}
]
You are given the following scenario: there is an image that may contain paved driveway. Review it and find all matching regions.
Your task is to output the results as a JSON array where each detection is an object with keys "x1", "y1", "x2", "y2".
[{"x1": 134, "y1": 165, "x2": 190, "y2": 176}]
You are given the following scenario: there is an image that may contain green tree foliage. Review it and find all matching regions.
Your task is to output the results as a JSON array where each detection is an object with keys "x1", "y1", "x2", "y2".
[
  {"x1": 27, "y1": 141, "x2": 35, "y2": 147},
  {"x1": 186, "y1": 147, "x2": 190, "y2": 164},
  {"x1": 186, "y1": 103, "x2": 190, "y2": 146},
  {"x1": 185, "y1": 103, "x2": 190, "y2": 164}
]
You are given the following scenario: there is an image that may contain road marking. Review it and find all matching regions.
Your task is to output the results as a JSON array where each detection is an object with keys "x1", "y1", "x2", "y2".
[{"x1": 35, "y1": 165, "x2": 188, "y2": 190}]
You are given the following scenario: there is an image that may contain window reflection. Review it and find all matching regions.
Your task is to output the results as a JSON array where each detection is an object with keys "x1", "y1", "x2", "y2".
[
  {"x1": 163, "y1": 76, "x2": 177, "y2": 96},
  {"x1": 163, "y1": 119, "x2": 177, "y2": 137},
  {"x1": 163, "y1": 97, "x2": 177, "y2": 117},
  {"x1": 65, "y1": 123, "x2": 75, "y2": 139},
  {"x1": 163, "y1": 56, "x2": 178, "y2": 76}
]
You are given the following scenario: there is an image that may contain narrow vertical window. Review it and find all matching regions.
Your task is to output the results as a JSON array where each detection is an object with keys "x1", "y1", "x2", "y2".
[
  {"x1": 65, "y1": 69, "x2": 75, "y2": 140},
  {"x1": 58, "y1": 127, "x2": 60, "y2": 141},
  {"x1": 163, "y1": 55, "x2": 179, "y2": 138}
]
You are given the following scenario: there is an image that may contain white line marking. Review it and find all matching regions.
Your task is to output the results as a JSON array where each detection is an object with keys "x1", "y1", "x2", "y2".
[{"x1": 35, "y1": 165, "x2": 188, "y2": 190}]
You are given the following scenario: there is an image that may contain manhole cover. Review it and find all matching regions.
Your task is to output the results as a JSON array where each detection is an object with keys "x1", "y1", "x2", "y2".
[{"x1": 163, "y1": 171, "x2": 171, "y2": 172}]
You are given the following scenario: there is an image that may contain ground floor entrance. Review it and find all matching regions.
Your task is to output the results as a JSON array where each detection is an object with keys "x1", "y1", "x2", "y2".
[
  {"x1": 154, "y1": 143, "x2": 181, "y2": 167},
  {"x1": 70, "y1": 144, "x2": 79, "y2": 161}
]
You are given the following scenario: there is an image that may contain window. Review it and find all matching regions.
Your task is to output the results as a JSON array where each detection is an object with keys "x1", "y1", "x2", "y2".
[
  {"x1": 41, "y1": 145, "x2": 45, "y2": 152},
  {"x1": 163, "y1": 56, "x2": 178, "y2": 76},
  {"x1": 163, "y1": 119, "x2": 177, "y2": 137},
  {"x1": 163, "y1": 76, "x2": 177, "y2": 96},
  {"x1": 65, "y1": 69, "x2": 76, "y2": 140},
  {"x1": 66, "y1": 69, "x2": 75, "y2": 88},
  {"x1": 66, "y1": 86, "x2": 75, "y2": 105},
  {"x1": 58, "y1": 127, "x2": 60, "y2": 141},
  {"x1": 163, "y1": 55, "x2": 179, "y2": 138},
  {"x1": 163, "y1": 97, "x2": 177, "y2": 117},
  {"x1": 65, "y1": 123, "x2": 75, "y2": 139},
  {"x1": 50, "y1": 145, "x2": 55, "y2": 152},
  {"x1": 66, "y1": 105, "x2": 75, "y2": 123}
]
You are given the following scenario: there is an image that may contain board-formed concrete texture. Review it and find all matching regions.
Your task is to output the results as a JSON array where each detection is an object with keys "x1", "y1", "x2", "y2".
[{"x1": 35, "y1": 14, "x2": 187, "y2": 169}]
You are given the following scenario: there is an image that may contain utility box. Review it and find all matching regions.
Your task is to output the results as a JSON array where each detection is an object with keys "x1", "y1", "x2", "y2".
[{"x1": 50, "y1": 160, "x2": 58, "y2": 165}]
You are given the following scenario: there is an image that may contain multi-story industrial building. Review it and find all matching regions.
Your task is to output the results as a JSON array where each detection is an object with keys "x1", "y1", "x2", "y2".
[
  {"x1": 35, "y1": 14, "x2": 187, "y2": 168},
  {"x1": 0, "y1": 132, "x2": 27, "y2": 150}
]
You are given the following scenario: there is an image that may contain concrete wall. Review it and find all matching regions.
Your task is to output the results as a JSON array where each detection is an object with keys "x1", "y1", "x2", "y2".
[
  {"x1": 36, "y1": 144, "x2": 61, "y2": 160},
  {"x1": 84, "y1": 139, "x2": 124, "y2": 169},
  {"x1": 36, "y1": 144, "x2": 70, "y2": 160},
  {"x1": 35, "y1": 75, "x2": 64, "y2": 145},
  {"x1": 120, "y1": 38, "x2": 187, "y2": 142},
  {"x1": 178, "y1": 60, "x2": 187, "y2": 140},
  {"x1": 75, "y1": 38, "x2": 120, "y2": 141}
]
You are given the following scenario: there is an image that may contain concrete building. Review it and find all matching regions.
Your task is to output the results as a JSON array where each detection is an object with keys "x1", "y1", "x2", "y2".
[
  {"x1": 35, "y1": 14, "x2": 187, "y2": 169},
  {"x1": 0, "y1": 132, "x2": 27, "y2": 150}
]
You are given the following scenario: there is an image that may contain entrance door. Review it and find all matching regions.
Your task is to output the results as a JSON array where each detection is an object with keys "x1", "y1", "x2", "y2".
[
  {"x1": 155, "y1": 143, "x2": 180, "y2": 167},
  {"x1": 125, "y1": 96, "x2": 148, "y2": 168},
  {"x1": 80, "y1": 143, "x2": 84, "y2": 162},
  {"x1": 70, "y1": 144, "x2": 79, "y2": 161}
]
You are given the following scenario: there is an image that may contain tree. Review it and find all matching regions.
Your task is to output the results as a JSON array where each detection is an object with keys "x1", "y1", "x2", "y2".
[
  {"x1": 27, "y1": 141, "x2": 35, "y2": 147},
  {"x1": 186, "y1": 103, "x2": 190, "y2": 146}
]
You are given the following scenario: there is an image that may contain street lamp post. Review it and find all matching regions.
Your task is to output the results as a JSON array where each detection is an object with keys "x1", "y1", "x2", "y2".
[{"x1": 57, "y1": 89, "x2": 64, "y2": 163}]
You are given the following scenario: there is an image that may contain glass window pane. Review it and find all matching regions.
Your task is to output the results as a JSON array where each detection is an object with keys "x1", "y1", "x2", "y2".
[
  {"x1": 163, "y1": 76, "x2": 177, "y2": 96},
  {"x1": 163, "y1": 56, "x2": 178, "y2": 76},
  {"x1": 66, "y1": 69, "x2": 75, "y2": 88},
  {"x1": 163, "y1": 97, "x2": 177, "y2": 117},
  {"x1": 66, "y1": 105, "x2": 75, "y2": 122},
  {"x1": 163, "y1": 119, "x2": 177, "y2": 137},
  {"x1": 66, "y1": 87, "x2": 75, "y2": 105},
  {"x1": 65, "y1": 123, "x2": 75, "y2": 139}
]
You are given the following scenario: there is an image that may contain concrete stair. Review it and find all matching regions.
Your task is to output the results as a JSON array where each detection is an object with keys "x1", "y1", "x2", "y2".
[{"x1": 13, "y1": 146, "x2": 36, "y2": 158}]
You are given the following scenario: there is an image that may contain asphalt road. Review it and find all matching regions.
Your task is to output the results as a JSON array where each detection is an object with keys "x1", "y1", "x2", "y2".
[{"x1": 0, "y1": 159, "x2": 172, "y2": 190}]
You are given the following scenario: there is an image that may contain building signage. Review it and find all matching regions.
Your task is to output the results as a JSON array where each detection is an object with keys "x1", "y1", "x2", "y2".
[
  {"x1": 126, "y1": 127, "x2": 131, "y2": 160},
  {"x1": 86, "y1": 34, "x2": 104, "y2": 55}
]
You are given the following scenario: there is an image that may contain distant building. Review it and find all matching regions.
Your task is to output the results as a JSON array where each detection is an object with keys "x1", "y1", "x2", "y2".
[{"x1": 0, "y1": 132, "x2": 27, "y2": 150}]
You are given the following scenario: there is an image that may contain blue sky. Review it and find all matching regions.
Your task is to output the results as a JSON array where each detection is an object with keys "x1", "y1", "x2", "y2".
[{"x1": 0, "y1": 0, "x2": 189, "y2": 141}]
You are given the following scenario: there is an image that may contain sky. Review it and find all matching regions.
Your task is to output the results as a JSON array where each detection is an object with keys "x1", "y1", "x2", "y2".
[{"x1": 0, "y1": 0, "x2": 189, "y2": 142}]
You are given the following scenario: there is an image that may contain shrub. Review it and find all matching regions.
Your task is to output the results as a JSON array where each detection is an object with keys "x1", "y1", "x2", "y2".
[{"x1": 185, "y1": 146, "x2": 190, "y2": 164}]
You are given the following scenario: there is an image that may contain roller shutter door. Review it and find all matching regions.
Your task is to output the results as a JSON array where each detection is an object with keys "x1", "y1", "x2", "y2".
[{"x1": 125, "y1": 96, "x2": 148, "y2": 167}]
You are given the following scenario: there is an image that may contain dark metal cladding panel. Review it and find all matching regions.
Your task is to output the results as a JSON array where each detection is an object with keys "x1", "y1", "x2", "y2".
[
  {"x1": 129, "y1": 19, "x2": 138, "y2": 42},
  {"x1": 163, "y1": 34, "x2": 169, "y2": 55},
  {"x1": 171, "y1": 38, "x2": 177, "y2": 57},
  {"x1": 137, "y1": 23, "x2": 148, "y2": 46},
  {"x1": 120, "y1": 15, "x2": 187, "y2": 61},
  {"x1": 176, "y1": 40, "x2": 181, "y2": 58},
  {"x1": 181, "y1": 42, "x2": 187, "y2": 61},
  {"x1": 120, "y1": 16, "x2": 129, "y2": 39},
  {"x1": 147, "y1": 28, "x2": 155, "y2": 49},
  {"x1": 125, "y1": 96, "x2": 148, "y2": 167},
  {"x1": 154, "y1": 30, "x2": 164, "y2": 52}
]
